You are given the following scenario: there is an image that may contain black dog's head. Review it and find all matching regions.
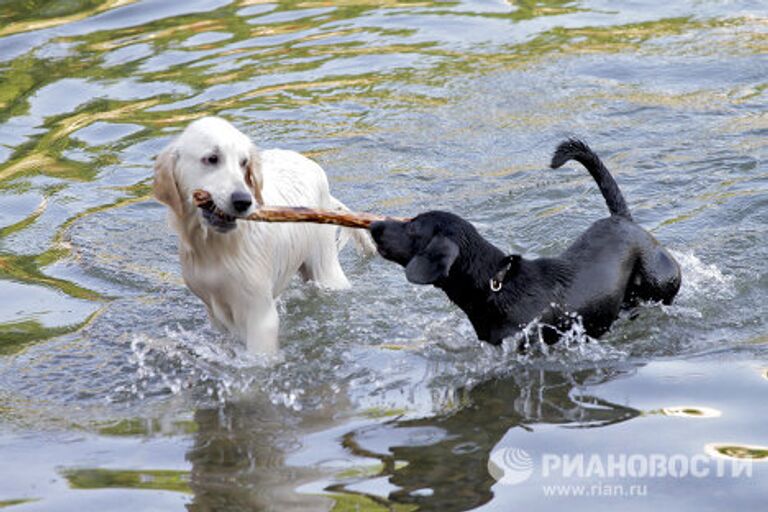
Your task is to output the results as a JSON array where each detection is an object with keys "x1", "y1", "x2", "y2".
[
  {"x1": 371, "y1": 210, "x2": 511, "y2": 289},
  {"x1": 370, "y1": 211, "x2": 463, "y2": 285},
  {"x1": 372, "y1": 211, "x2": 520, "y2": 344}
]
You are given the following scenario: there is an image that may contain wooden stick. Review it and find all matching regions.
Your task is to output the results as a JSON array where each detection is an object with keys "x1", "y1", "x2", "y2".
[{"x1": 192, "y1": 190, "x2": 409, "y2": 229}]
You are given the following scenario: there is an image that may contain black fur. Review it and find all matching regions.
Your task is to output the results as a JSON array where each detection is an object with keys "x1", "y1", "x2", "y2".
[
  {"x1": 551, "y1": 138, "x2": 632, "y2": 220},
  {"x1": 371, "y1": 140, "x2": 681, "y2": 346}
]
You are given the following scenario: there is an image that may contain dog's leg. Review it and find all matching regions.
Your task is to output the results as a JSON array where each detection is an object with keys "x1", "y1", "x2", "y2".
[
  {"x1": 205, "y1": 303, "x2": 229, "y2": 334},
  {"x1": 300, "y1": 225, "x2": 352, "y2": 290},
  {"x1": 634, "y1": 246, "x2": 682, "y2": 305},
  {"x1": 242, "y1": 300, "x2": 280, "y2": 355}
]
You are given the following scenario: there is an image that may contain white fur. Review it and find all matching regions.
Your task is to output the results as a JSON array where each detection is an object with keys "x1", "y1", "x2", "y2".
[{"x1": 153, "y1": 116, "x2": 374, "y2": 354}]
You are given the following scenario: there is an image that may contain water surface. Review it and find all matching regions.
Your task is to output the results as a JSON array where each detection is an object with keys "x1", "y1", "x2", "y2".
[{"x1": 0, "y1": 1, "x2": 766, "y2": 510}]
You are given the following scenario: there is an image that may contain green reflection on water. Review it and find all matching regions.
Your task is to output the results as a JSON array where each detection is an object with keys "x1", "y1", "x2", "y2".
[
  {"x1": 61, "y1": 467, "x2": 192, "y2": 493},
  {"x1": 0, "y1": 253, "x2": 102, "y2": 301},
  {"x1": 0, "y1": 499, "x2": 40, "y2": 509},
  {"x1": 648, "y1": 405, "x2": 723, "y2": 418},
  {"x1": 335, "y1": 462, "x2": 386, "y2": 480},
  {"x1": 0, "y1": 177, "x2": 154, "y2": 350},
  {"x1": 706, "y1": 443, "x2": 768, "y2": 461},
  {"x1": 96, "y1": 417, "x2": 198, "y2": 437},
  {"x1": 0, "y1": 311, "x2": 99, "y2": 355},
  {"x1": 0, "y1": 0, "x2": 136, "y2": 37},
  {"x1": 325, "y1": 492, "x2": 417, "y2": 512}
]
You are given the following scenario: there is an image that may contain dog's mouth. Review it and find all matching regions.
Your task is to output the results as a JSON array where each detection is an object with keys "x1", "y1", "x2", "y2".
[{"x1": 198, "y1": 200, "x2": 238, "y2": 233}]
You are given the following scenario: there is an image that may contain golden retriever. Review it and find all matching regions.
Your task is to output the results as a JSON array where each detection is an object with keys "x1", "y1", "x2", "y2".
[{"x1": 153, "y1": 116, "x2": 374, "y2": 354}]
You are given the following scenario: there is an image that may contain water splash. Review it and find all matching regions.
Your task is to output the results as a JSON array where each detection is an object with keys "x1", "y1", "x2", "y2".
[
  {"x1": 117, "y1": 307, "x2": 630, "y2": 421},
  {"x1": 116, "y1": 327, "x2": 269, "y2": 405},
  {"x1": 671, "y1": 249, "x2": 735, "y2": 302},
  {"x1": 508, "y1": 315, "x2": 627, "y2": 365},
  {"x1": 111, "y1": 252, "x2": 733, "y2": 419},
  {"x1": 417, "y1": 314, "x2": 630, "y2": 416}
]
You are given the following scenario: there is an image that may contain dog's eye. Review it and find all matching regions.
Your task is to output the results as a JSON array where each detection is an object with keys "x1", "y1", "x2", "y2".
[
  {"x1": 204, "y1": 154, "x2": 219, "y2": 165},
  {"x1": 240, "y1": 158, "x2": 248, "y2": 167}
]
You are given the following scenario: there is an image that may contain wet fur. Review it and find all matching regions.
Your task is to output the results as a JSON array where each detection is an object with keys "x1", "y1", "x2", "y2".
[
  {"x1": 371, "y1": 139, "x2": 681, "y2": 346},
  {"x1": 154, "y1": 116, "x2": 375, "y2": 354}
]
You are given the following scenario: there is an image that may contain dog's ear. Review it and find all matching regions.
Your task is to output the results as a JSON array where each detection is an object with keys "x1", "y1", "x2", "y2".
[
  {"x1": 405, "y1": 235, "x2": 459, "y2": 285},
  {"x1": 153, "y1": 145, "x2": 184, "y2": 217},
  {"x1": 490, "y1": 254, "x2": 521, "y2": 291},
  {"x1": 245, "y1": 145, "x2": 264, "y2": 206},
  {"x1": 494, "y1": 254, "x2": 521, "y2": 283}
]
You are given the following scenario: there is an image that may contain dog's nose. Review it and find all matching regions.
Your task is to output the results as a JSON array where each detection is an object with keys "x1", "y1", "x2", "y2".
[{"x1": 231, "y1": 191, "x2": 253, "y2": 213}]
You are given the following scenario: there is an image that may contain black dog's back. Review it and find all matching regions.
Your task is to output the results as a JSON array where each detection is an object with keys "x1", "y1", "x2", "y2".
[{"x1": 551, "y1": 139, "x2": 633, "y2": 221}]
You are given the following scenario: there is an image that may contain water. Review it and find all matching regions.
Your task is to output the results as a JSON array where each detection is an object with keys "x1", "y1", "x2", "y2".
[{"x1": 0, "y1": 1, "x2": 766, "y2": 510}]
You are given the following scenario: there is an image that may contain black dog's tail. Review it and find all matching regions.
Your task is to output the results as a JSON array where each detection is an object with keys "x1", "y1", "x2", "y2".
[{"x1": 550, "y1": 139, "x2": 633, "y2": 221}]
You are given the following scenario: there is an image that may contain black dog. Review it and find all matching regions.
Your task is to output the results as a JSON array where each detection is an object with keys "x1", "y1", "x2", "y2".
[{"x1": 371, "y1": 140, "x2": 681, "y2": 346}]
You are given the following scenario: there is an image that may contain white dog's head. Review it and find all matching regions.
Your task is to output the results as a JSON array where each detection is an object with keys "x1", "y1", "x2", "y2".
[{"x1": 153, "y1": 116, "x2": 263, "y2": 233}]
